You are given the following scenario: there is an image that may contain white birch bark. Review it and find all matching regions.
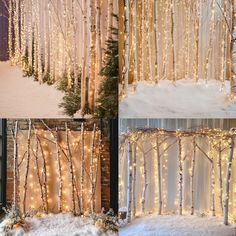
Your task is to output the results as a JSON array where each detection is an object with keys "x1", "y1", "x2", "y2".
[
  {"x1": 55, "y1": 127, "x2": 62, "y2": 212},
  {"x1": 90, "y1": 123, "x2": 96, "y2": 213},
  {"x1": 106, "y1": 0, "x2": 113, "y2": 40},
  {"x1": 127, "y1": 140, "x2": 132, "y2": 223},
  {"x1": 23, "y1": 119, "x2": 31, "y2": 215},
  {"x1": 178, "y1": 137, "x2": 183, "y2": 215},
  {"x1": 154, "y1": 0, "x2": 159, "y2": 84},
  {"x1": 124, "y1": 0, "x2": 129, "y2": 96},
  {"x1": 171, "y1": 0, "x2": 176, "y2": 82},
  {"x1": 223, "y1": 136, "x2": 234, "y2": 225},
  {"x1": 194, "y1": 0, "x2": 201, "y2": 82},
  {"x1": 81, "y1": 0, "x2": 88, "y2": 113},
  {"x1": 132, "y1": 142, "x2": 137, "y2": 218},
  {"x1": 95, "y1": 0, "x2": 102, "y2": 100},
  {"x1": 80, "y1": 122, "x2": 85, "y2": 213},
  {"x1": 12, "y1": 121, "x2": 18, "y2": 210},
  {"x1": 204, "y1": 0, "x2": 215, "y2": 84},
  {"x1": 156, "y1": 136, "x2": 162, "y2": 215},
  {"x1": 32, "y1": 131, "x2": 45, "y2": 212},
  {"x1": 88, "y1": 0, "x2": 96, "y2": 111},
  {"x1": 133, "y1": 0, "x2": 138, "y2": 85},
  {"x1": 141, "y1": 151, "x2": 147, "y2": 214},
  {"x1": 218, "y1": 141, "x2": 223, "y2": 215},
  {"x1": 191, "y1": 136, "x2": 196, "y2": 215},
  {"x1": 8, "y1": 0, "x2": 13, "y2": 63},
  {"x1": 37, "y1": 131, "x2": 48, "y2": 213},
  {"x1": 65, "y1": 122, "x2": 76, "y2": 214},
  {"x1": 230, "y1": 0, "x2": 236, "y2": 96},
  {"x1": 147, "y1": 1, "x2": 153, "y2": 81}
]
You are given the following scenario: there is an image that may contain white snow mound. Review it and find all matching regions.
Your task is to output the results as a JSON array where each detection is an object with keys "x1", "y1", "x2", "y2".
[
  {"x1": 119, "y1": 214, "x2": 236, "y2": 236},
  {"x1": 120, "y1": 80, "x2": 236, "y2": 118},
  {"x1": 8, "y1": 213, "x2": 117, "y2": 236}
]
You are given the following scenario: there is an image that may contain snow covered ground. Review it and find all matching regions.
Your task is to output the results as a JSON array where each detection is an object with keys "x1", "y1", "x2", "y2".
[
  {"x1": 119, "y1": 214, "x2": 236, "y2": 236},
  {"x1": 120, "y1": 80, "x2": 236, "y2": 118},
  {"x1": 8, "y1": 213, "x2": 117, "y2": 236},
  {"x1": 0, "y1": 62, "x2": 77, "y2": 118}
]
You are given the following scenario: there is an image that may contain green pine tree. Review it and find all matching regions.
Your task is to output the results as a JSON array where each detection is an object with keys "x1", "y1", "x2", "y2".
[{"x1": 94, "y1": 15, "x2": 118, "y2": 118}]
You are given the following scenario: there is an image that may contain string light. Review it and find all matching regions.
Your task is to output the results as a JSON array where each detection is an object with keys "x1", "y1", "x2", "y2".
[
  {"x1": 15, "y1": 123, "x2": 103, "y2": 215},
  {"x1": 120, "y1": 127, "x2": 236, "y2": 222}
]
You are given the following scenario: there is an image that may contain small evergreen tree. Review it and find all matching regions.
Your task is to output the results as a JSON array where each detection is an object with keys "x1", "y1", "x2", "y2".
[
  {"x1": 94, "y1": 15, "x2": 118, "y2": 118},
  {"x1": 58, "y1": 70, "x2": 81, "y2": 117}
]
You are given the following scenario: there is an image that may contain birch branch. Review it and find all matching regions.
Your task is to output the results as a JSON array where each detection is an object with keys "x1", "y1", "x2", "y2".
[
  {"x1": 23, "y1": 119, "x2": 31, "y2": 215},
  {"x1": 65, "y1": 122, "x2": 76, "y2": 214}
]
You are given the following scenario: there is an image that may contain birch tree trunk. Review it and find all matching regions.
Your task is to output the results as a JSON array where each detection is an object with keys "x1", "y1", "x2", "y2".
[
  {"x1": 178, "y1": 137, "x2": 183, "y2": 215},
  {"x1": 147, "y1": 1, "x2": 153, "y2": 81},
  {"x1": 220, "y1": 0, "x2": 227, "y2": 87},
  {"x1": 223, "y1": 136, "x2": 234, "y2": 225},
  {"x1": 65, "y1": 122, "x2": 76, "y2": 214},
  {"x1": 90, "y1": 124, "x2": 96, "y2": 213},
  {"x1": 88, "y1": 0, "x2": 96, "y2": 111},
  {"x1": 124, "y1": 0, "x2": 129, "y2": 96},
  {"x1": 171, "y1": 0, "x2": 176, "y2": 82},
  {"x1": 132, "y1": 143, "x2": 137, "y2": 218},
  {"x1": 154, "y1": 0, "x2": 159, "y2": 84},
  {"x1": 14, "y1": 0, "x2": 21, "y2": 63},
  {"x1": 80, "y1": 122, "x2": 85, "y2": 213},
  {"x1": 133, "y1": 0, "x2": 138, "y2": 85},
  {"x1": 204, "y1": 0, "x2": 215, "y2": 84},
  {"x1": 23, "y1": 119, "x2": 31, "y2": 215},
  {"x1": 55, "y1": 127, "x2": 62, "y2": 212},
  {"x1": 95, "y1": 0, "x2": 102, "y2": 100},
  {"x1": 12, "y1": 121, "x2": 18, "y2": 210},
  {"x1": 191, "y1": 136, "x2": 196, "y2": 215},
  {"x1": 81, "y1": 0, "x2": 88, "y2": 113},
  {"x1": 156, "y1": 136, "x2": 162, "y2": 215},
  {"x1": 8, "y1": 0, "x2": 13, "y2": 63},
  {"x1": 72, "y1": 0, "x2": 78, "y2": 92},
  {"x1": 32, "y1": 135, "x2": 45, "y2": 212},
  {"x1": 37, "y1": 0, "x2": 43, "y2": 82},
  {"x1": 37, "y1": 132, "x2": 48, "y2": 213},
  {"x1": 107, "y1": 0, "x2": 113, "y2": 40},
  {"x1": 141, "y1": 0, "x2": 145, "y2": 81},
  {"x1": 141, "y1": 152, "x2": 147, "y2": 214},
  {"x1": 218, "y1": 142, "x2": 223, "y2": 215},
  {"x1": 211, "y1": 160, "x2": 216, "y2": 216},
  {"x1": 194, "y1": 0, "x2": 201, "y2": 82},
  {"x1": 230, "y1": 0, "x2": 236, "y2": 96},
  {"x1": 127, "y1": 140, "x2": 132, "y2": 223}
]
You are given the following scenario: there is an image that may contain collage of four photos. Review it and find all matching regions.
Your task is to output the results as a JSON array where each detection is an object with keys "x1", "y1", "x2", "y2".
[{"x1": 0, "y1": 0, "x2": 236, "y2": 235}]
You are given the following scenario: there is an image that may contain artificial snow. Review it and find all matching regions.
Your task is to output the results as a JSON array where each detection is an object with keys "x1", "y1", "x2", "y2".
[
  {"x1": 6, "y1": 213, "x2": 117, "y2": 236},
  {"x1": 119, "y1": 214, "x2": 236, "y2": 236},
  {"x1": 119, "y1": 80, "x2": 236, "y2": 118},
  {"x1": 0, "y1": 62, "x2": 84, "y2": 118}
]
